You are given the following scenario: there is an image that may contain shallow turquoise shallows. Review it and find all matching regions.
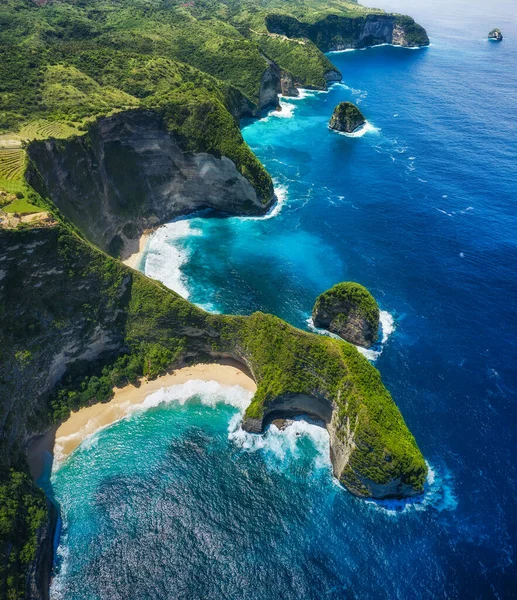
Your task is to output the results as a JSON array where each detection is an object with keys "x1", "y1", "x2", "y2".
[{"x1": 47, "y1": 0, "x2": 517, "y2": 597}]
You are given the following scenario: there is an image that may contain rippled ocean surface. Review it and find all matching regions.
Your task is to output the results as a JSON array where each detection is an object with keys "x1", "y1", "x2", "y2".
[{"x1": 48, "y1": 0, "x2": 517, "y2": 597}]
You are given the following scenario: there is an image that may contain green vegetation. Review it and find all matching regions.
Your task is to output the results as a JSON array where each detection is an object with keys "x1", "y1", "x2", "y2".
[
  {"x1": 0, "y1": 149, "x2": 25, "y2": 182},
  {"x1": 1, "y1": 197, "x2": 40, "y2": 215},
  {"x1": 250, "y1": 32, "x2": 338, "y2": 89},
  {"x1": 0, "y1": 468, "x2": 46, "y2": 600},
  {"x1": 394, "y1": 15, "x2": 430, "y2": 47},
  {"x1": 314, "y1": 282, "x2": 379, "y2": 332}
]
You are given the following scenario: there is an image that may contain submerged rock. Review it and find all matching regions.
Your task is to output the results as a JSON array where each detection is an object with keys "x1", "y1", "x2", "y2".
[
  {"x1": 312, "y1": 281, "x2": 379, "y2": 348},
  {"x1": 488, "y1": 28, "x2": 503, "y2": 41},
  {"x1": 329, "y1": 102, "x2": 366, "y2": 134}
]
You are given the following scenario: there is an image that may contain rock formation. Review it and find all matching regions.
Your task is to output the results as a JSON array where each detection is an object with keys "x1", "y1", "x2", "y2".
[
  {"x1": 488, "y1": 28, "x2": 503, "y2": 41},
  {"x1": 312, "y1": 282, "x2": 380, "y2": 347},
  {"x1": 26, "y1": 110, "x2": 275, "y2": 258},
  {"x1": 329, "y1": 102, "x2": 366, "y2": 134},
  {"x1": 265, "y1": 13, "x2": 430, "y2": 52}
]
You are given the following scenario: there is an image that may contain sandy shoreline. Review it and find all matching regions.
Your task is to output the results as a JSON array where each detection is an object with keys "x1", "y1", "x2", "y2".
[
  {"x1": 28, "y1": 361, "x2": 256, "y2": 479},
  {"x1": 122, "y1": 231, "x2": 151, "y2": 269}
]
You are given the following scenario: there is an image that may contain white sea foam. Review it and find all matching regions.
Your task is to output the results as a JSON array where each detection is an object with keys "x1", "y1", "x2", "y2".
[
  {"x1": 228, "y1": 415, "x2": 331, "y2": 472},
  {"x1": 306, "y1": 309, "x2": 395, "y2": 361},
  {"x1": 53, "y1": 381, "x2": 254, "y2": 469},
  {"x1": 435, "y1": 207, "x2": 453, "y2": 217},
  {"x1": 264, "y1": 99, "x2": 296, "y2": 120},
  {"x1": 364, "y1": 461, "x2": 458, "y2": 515},
  {"x1": 328, "y1": 42, "x2": 426, "y2": 54},
  {"x1": 134, "y1": 379, "x2": 253, "y2": 413},
  {"x1": 144, "y1": 220, "x2": 202, "y2": 298},
  {"x1": 284, "y1": 87, "x2": 330, "y2": 100},
  {"x1": 332, "y1": 121, "x2": 378, "y2": 138},
  {"x1": 236, "y1": 180, "x2": 288, "y2": 221}
]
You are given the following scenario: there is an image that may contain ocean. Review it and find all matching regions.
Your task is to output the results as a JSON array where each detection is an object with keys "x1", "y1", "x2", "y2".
[{"x1": 46, "y1": 1, "x2": 517, "y2": 597}]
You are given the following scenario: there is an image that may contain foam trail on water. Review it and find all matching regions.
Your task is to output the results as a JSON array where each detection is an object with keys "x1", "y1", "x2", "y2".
[{"x1": 144, "y1": 220, "x2": 202, "y2": 298}]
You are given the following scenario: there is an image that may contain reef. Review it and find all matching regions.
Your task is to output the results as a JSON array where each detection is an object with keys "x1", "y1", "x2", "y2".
[
  {"x1": 312, "y1": 282, "x2": 379, "y2": 348},
  {"x1": 329, "y1": 102, "x2": 366, "y2": 134}
]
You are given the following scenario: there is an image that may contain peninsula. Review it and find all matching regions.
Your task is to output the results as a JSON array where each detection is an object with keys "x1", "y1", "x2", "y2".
[{"x1": 0, "y1": 1, "x2": 429, "y2": 598}]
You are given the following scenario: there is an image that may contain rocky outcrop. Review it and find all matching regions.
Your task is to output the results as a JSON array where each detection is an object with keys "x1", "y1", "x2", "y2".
[
  {"x1": 312, "y1": 282, "x2": 379, "y2": 348},
  {"x1": 265, "y1": 13, "x2": 429, "y2": 51},
  {"x1": 329, "y1": 102, "x2": 366, "y2": 134},
  {"x1": 242, "y1": 391, "x2": 421, "y2": 499},
  {"x1": 26, "y1": 110, "x2": 275, "y2": 258},
  {"x1": 280, "y1": 70, "x2": 299, "y2": 97},
  {"x1": 488, "y1": 28, "x2": 503, "y2": 41},
  {"x1": 259, "y1": 61, "x2": 282, "y2": 109},
  {"x1": 324, "y1": 69, "x2": 342, "y2": 84}
]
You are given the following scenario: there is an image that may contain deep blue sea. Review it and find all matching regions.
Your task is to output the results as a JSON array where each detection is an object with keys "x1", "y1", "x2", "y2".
[{"x1": 44, "y1": 1, "x2": 517, "y2": 597}]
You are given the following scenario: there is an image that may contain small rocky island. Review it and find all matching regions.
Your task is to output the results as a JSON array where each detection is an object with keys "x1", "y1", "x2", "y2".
[
  {"x1": 313, "y1": 282, "x2": 380, "y2": 348},
  {"x1": 488, "y1": 28, "x2": 503, "y2": 41},
  {"x1": 329, "y1": 102, "x2": 366, "y2": 134}
]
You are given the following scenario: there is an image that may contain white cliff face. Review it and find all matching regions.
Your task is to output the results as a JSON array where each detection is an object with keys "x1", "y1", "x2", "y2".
[{"x1": 27, "y1": 110, "x2": 274, "y2": 256}]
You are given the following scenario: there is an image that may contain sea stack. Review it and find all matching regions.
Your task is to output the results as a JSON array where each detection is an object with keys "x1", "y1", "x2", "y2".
[
  {"x1": 312, "y1": 282, "x2": 380, "y2": 348},
  {"x1": 329, "y1": 102, "x2": 366, "y2": 134},
  {"x1": 488, "y1": 28, "x2": 503, "y2": 41}
]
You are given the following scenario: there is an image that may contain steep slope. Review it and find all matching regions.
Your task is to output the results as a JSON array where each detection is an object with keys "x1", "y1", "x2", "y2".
[{"x1": 26, "y1": 109, "x2": 273, "y2": 257}]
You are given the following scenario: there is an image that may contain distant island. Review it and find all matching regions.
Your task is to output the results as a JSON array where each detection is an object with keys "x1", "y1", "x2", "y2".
[
  {"x1": 0, "y1": 0, "x2": 430, "y2": 598},
  {"x1": 488, "y1": 28, "x2": 503, "y2": 41}
]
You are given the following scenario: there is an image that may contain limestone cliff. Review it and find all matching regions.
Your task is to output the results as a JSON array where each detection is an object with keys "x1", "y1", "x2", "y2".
[
  {"x1": 26, "y1": 110, "x2": 275, "y2": 258},
  {"x1": 265, "y1": 13, "x2": 430, "y2": 51}
]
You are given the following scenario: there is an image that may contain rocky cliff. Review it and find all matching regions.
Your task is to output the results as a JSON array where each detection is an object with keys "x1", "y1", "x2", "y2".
[
  {"x1": 26, "y1": 110, "x2": 275, "y2": 258},
  {"x1": 312, "y1": 281, "x2": 379, "y2": 347},
  {"x1": 265, "y1": 13, "x2": 430, "y2": 51}
]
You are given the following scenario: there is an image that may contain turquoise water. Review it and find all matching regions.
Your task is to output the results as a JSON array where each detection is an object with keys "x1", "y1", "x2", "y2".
[{"x1": 47, "y1": 1, "x2": 517, "y2": 597}]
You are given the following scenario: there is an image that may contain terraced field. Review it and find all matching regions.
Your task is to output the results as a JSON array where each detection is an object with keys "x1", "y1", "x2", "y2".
[
  {"x1": 18, "y1": 119, "x2": 81, "y2": 140},
  {"x1": 0, "y1": 148, "x2": 25, "y2": 181}
]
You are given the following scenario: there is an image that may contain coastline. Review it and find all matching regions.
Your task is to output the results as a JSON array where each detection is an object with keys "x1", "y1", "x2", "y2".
[
  {"x1": 28, "y1": 360, "x2": 256, "y2": 478},
  {"x1": 122, "y1": 230, "x2": 151, "y2": 269}
]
